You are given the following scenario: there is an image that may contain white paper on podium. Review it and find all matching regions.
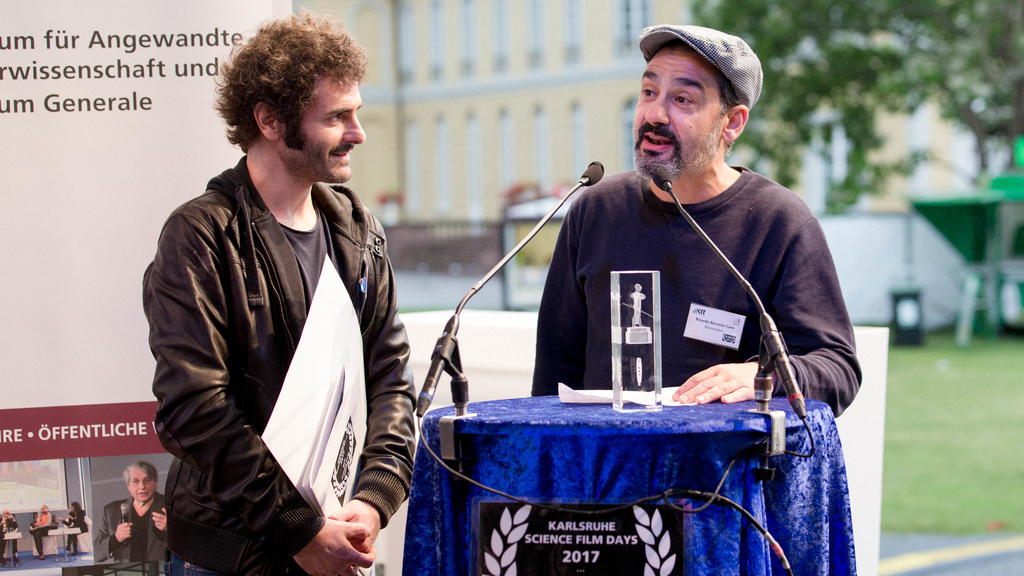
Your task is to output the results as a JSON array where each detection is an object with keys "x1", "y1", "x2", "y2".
[
  {"x1": 262, "y1": 256, "x2": 367, "y2": 518},
  {"x1": 557, "y1": 383, "x2": 691, "y2": 406}
]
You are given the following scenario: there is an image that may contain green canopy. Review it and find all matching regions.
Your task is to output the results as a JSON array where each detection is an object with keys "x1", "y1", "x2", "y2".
[{"x1": 911, "y1": 193, "x2": 1001, "y2": 264}]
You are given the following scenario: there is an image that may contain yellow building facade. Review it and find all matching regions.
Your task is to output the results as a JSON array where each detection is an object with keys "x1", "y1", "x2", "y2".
[
  {"x1": 297, "y1": 0, "x2": 690, "y2": 223},
  {"x1": 296, "y1": 0, "x2": 984, "y2": 222}
]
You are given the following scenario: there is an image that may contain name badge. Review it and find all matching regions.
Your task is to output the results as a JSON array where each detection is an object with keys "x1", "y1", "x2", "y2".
[{"x1": 683, "y1": 303, "x2": 746, "y2": 350}]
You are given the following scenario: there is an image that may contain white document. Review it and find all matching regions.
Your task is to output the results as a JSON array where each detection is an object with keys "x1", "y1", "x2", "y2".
[
  {"x1": 262, "y1": 256, "x2": 367, "y2": 517},
  {"x1": 557, "y1": 383, "x2": 692, "y2": 406}
]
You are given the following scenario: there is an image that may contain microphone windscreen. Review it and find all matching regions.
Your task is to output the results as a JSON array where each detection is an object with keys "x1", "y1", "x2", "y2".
[
  {"x1": 582, "y1": 161, "x2": 604, "y2": 186},
  {"x1": 653, "y1": 168, "x2": 673, "y2": 192}
]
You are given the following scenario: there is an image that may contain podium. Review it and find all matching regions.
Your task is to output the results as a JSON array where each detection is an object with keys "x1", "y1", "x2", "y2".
[
  {"x1": 403, "y1": 397, "x2": 855, "y2": 576},
  {"x1": 50, "y1": 526, "x2": 81, "y2": 562},
  {"x1": 2, "y1": 532, "x2": 22, "y2": 563}
]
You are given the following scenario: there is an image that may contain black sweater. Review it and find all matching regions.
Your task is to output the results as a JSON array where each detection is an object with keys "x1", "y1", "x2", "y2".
[{"x1": 532, "y1": 169, "x2": 861, "y2": 415}]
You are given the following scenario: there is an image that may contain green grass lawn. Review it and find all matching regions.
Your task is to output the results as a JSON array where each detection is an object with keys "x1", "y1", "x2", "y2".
[{"x1": 881, "y1": 330, "x2": 1024, "y2": 533}]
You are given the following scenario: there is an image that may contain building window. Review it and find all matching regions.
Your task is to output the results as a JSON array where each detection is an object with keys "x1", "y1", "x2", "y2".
[
  {"x1": 527, "y1": 0, "x2": 546, "y2": 69},
  {"x1": 564, "y1": 0, "x2": 583, "y2": 65},
  {"x1": 534, "y1": 106, "x2": 551, "y2": 191},
  {"x1": 499, "y1": 110, "x2": 516, "y2": 190},
  {"x1": 436, "y1": 116, "x2": 451, "y2": 214},
  {"x1": 405, "y1": 121, "x2": 422, "y2": 213},
  {"x1": 621, "y1": 97, "x2": 638, "y2": 171},
  {"x1": 617, "y1": 0, "x2": 650, "y2": 55},
  {"x1": 830, "y1": 123, "x2": 850, "y2": 186},
  {"x1": 493, "y1": 0, "x2": 511, "y2": 73},
  {"x1": 429, "y1": 0, "x2": 445, "y2": 81},
  {"x1": 398, "y1": 2, "x2": 416, "y2": 84},
  {"x1": 461, "y1": 0, "x2": 477, "y2": 77},
  {"x1": 571, "y1": 102, "x2": 587, "y2": 179},
  {"x1": 466, "y1": 114, "x2": 483, "y2": 223},
  {"x1": 949, "y1": 125, "x2": 979, "y2": 191},
  {"x1": 800, "y1": 131, "x2": 828, "y2": 215},
  {"x1": 907, "y1": 106, "x2": 930, "y2": 194}
]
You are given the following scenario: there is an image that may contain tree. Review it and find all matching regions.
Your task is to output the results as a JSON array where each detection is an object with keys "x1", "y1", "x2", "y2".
[{"x1": 693, "y1": 0, "x2": 1024, "y2": 212}]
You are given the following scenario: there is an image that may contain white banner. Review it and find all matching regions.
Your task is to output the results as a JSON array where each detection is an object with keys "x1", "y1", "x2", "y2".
[{"x1": 0, "y1": 0, "x2": 284, "y2": 409}]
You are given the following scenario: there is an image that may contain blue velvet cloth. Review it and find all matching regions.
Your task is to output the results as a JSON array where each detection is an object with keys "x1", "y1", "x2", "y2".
[{"x1": 402, "y1": 397, "x2": 856, "y2": 576}]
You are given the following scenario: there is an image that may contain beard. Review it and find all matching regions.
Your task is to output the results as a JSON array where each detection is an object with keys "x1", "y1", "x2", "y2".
[
  {"x1": 633, "y1": 121, "x2": 721, "y2": 182},
  {"x1": 281, "y1": 130, "x2": 355, "y2": 185}
]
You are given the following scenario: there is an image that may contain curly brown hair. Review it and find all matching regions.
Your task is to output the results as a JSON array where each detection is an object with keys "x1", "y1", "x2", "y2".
[{"x1": 216, "y1": 13, "x2": 367, "y2": 152}]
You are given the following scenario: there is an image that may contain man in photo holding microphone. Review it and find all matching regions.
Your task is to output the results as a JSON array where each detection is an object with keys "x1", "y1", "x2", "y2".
[{"x1": 95, "y1": 461, "x2": 166, "y2": 563}]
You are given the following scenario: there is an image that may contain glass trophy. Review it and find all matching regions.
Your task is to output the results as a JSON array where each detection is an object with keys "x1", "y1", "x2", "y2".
[{"x1": 610, "y1": 270, "x2": 662, "y2": 411}]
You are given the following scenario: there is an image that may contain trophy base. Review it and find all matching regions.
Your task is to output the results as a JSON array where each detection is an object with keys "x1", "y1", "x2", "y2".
[
  {"x1": 612, "y1": 390, "x2": 663, "y2": 413},
  {"x1": 613, "y1": 404, "x2": 664, "y2": 413}
]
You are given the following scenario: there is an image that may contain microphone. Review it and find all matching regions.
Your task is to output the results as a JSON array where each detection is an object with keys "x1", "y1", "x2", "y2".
[
  {"x1": 578, "y1": 162, "x2": 605, "y2": 187},
  {"x1": 119, "y1": 502, "x2": 131, "y2": 544},
  {"x1": 417, "y1": 315, "x2": 458, "y2": 417},
  {"x1": 651, "y1": 168, "x2": 806, "y2": 419},
  {"x1": 416, "y1": 161, "x2": 605, "y2": 417}
]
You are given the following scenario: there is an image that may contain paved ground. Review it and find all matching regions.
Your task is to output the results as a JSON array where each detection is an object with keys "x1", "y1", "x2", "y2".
[{"x1": 880, "y1": 533, "x2": 1024, "y2": 575}]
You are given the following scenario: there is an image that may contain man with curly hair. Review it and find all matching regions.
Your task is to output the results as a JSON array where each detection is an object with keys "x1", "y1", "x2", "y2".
[{"x1": 144, "y1": 13, "x2": 416, "y2": 576}]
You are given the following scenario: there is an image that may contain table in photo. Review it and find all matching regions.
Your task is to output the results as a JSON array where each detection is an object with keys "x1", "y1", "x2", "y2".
[
  {"x1": 402, "y1": 396, "x2": 855, "y2": 576},
  {"x1": 48, "y1": 526, "x2": 81, "y2": 563}
]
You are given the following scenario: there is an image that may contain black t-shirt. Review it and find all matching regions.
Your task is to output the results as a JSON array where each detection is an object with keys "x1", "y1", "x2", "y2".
[
  {"x1": 281, "y1": 211, "x2": 335, "y2": 310},
  {"x1": 235, "y1": 162, "x2": 337, "y2": 311}
]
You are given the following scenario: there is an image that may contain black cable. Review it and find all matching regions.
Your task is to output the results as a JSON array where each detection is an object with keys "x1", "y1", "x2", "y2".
[
  {"x1": 416, "y1": 414, "x2": 796, "y2": 574},
  {"x1": 417, "y1": 416, "x2": 666, "y2": 515},
  {"x1": 683, "y1": 455, "x2": 739, "y2": 514},
  {"x1": 664, "y1": 490, "x2": 795, "y2": 576},
  {"x1": 784, "y1": 416, "x2": 815, "y2": 458}
]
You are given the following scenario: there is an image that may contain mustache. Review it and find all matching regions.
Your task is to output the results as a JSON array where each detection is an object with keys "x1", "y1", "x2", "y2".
[
  {"x1": 636, "y1": 123, "x2": 680, "y2": 148},
  {"x1": 331, "y1": 143, "x2": 355, "y2": 155}
]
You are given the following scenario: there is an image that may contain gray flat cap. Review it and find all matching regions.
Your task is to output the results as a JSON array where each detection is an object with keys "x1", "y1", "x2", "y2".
[{"x1": 639, "y1": 24, "x2": 763, "y2": 110}]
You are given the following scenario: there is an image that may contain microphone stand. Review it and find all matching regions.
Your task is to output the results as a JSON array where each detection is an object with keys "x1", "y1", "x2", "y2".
[
  {"x1": 652, "y1": 169, "x2": 805, "y2": 459},
  {"x1": 416, "y1": 162, "x2": 605, "y2": 461}
]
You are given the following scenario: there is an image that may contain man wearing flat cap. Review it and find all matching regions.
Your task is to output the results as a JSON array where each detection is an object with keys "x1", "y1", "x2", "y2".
[{"x1": 532, "y1": 25, "x2": 861, "y2": 415}]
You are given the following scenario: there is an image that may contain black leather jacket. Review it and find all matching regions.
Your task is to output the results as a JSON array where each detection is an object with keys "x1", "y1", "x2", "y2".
[{"x1": 143, "y1": 159, "x2": 416, "y2": 575}]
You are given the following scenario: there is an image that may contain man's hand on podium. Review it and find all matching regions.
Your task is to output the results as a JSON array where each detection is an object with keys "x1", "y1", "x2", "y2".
[{"x1": 673, "y1": 362, "x2": 758, "y2": 405}]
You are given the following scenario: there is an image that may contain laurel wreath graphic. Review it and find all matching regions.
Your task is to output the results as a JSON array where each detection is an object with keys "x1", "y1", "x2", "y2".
[
  {"x1": 483, "y1": 504, "x2": 532, "y2": 576},
  {"x1": 634, "y1": 506, "x2": 677, "y2": 576}
]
